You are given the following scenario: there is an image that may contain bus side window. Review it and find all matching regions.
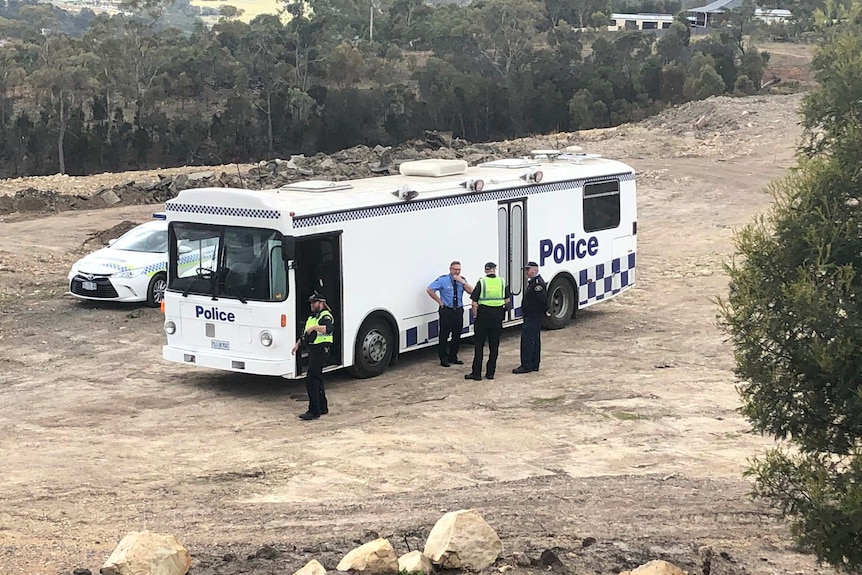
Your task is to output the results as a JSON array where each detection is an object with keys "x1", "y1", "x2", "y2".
[{"x1": 584, "y1": 181, "x2": 621, "y2": 232}]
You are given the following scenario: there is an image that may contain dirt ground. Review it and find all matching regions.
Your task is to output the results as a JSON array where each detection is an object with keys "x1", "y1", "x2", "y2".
[{"x1": 0, "y1": 46, "x2": 838, "y2": 575}]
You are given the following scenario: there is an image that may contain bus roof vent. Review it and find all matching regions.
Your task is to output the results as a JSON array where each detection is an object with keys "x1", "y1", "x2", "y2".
[
  {"x1": 399, "y1": 159, "x2": 467, "y2": 177},
  {"x1": 279, "y1": 180, "x2": 353, "y2": 192},
  {"x1": 478, "y1": 158, "x2": 538, "y2": 169}
]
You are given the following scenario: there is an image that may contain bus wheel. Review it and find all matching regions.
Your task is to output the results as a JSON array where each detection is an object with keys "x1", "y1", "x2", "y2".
[
  {"x1": 349, "y1": 317, "x2": 394, "y2": 379},
  {"x1": 146, "y1": 273, "x2": 167, "y2": 308},
  {"x1": 543, "y1": 277, "x2": 576, "y2": 330}
]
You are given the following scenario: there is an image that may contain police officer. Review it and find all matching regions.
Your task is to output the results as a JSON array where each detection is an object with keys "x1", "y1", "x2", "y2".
[
  {"x1": 513, "y1": 261, "x2": 548, "y2": 374},
  {"x1": 291, "y1": 293, "x2": 334, "y2": 420},
  {"x1": 426, "y1": 261, "x2": 474, "y2": 367},
  {"x1": 465, "y1": 262, "x2": 511, "y2": 381}
]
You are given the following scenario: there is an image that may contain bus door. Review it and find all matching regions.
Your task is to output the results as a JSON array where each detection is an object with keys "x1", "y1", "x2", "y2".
[
  {"x1": 293, "y1": 233, "x2": 343, "y2": 371},
  {"x1": 497, "y1": 198, "x2": 527, "y2": 322}
]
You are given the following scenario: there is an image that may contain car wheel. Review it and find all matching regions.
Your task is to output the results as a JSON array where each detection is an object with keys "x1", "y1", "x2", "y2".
[
  {"x1": 348, "y1": 316, "x2": 394, "y2": 379},
  {"x1": 543, "y1": 276, "x2": 576, "y2": 330},
  {"x1": 146, "y1": 273, "x2": 167, "y2": 308}
]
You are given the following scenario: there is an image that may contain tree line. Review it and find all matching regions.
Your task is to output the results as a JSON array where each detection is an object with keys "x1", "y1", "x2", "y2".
[{"x1": 0, "y1": 0, "x2": 779, "y2": 177}]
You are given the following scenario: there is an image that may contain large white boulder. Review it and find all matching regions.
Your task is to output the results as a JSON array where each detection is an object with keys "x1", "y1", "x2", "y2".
[
  {"x1": 100, "y1": 531, "x2": 191, "y2": 575},
  {"x1": 398, "y1": 550, "x2": 433, "y2": 574},
  {"x1": 620, "y1": 560, "x2": 687, "y2": 575},
  {"x1": 336, "y1": 538, "x2": 399, "y2": 574},
  {"x1": 423, "y1": 509, "x2": 502, "y2": 570},
  {"x1": 293, "y1": 559, "x2": 327, "y2": 575}
]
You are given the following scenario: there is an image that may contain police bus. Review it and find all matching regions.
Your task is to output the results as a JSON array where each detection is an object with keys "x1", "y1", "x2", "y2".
[{"x1": 161, "y1": 150, "x2": 637, "y2": 379}]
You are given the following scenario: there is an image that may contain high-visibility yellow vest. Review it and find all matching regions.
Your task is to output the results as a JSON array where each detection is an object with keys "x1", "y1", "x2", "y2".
[
  {"x1": 304, "y1": 309, "x2": 334, "y2": 344},
  {"x1": 478, "y1": 276, "x2": 506, "y2": 307}
]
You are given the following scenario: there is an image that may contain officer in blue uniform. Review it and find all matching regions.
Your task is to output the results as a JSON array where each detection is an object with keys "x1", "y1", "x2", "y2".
[
  {"x1": 426, "y1": 261, "x2": 474, "y2": 367},
  {"x1": 513, "y1": 261, "x2": 549, "y2": 373}
]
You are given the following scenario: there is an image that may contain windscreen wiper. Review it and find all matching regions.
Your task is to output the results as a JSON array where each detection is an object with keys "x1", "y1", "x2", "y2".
[{"x1": 182, "y1": 267, "x2": 216, "y2": 298}]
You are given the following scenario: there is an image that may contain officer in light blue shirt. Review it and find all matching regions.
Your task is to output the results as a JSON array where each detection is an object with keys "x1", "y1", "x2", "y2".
[{"x1": 426, "y1": 261, "x2": 474, "y2": 367}]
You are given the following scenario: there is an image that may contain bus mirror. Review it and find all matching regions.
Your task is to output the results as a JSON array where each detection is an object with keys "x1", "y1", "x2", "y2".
[{"x1": 282, "y1": 236, "x2": 296, "y2": 261}]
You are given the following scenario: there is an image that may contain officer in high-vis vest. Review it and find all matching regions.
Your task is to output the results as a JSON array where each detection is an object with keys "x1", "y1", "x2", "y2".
[
  {"x1": 465, "y1": 262, "x2": 511, "y2": 381},
  {"x1": 291, "y1": 292, "x2": 334, "y2": 420}
]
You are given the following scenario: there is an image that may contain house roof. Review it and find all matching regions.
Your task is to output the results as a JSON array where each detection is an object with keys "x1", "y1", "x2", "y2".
[{"x1": 687, "y1": 0, "x2": 743, "y2": 13}]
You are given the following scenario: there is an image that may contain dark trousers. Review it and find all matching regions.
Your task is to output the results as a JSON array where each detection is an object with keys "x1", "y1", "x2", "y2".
[
  {"x1": 438, "y1": 306, "x2": 463, "y2": 362},
  {"x1": 471, "y1": 309, "x2": 503, "y2": 377},
  {"x1": 520, "y1": 315, "x2": 542, "y2": 371},
  {"x1": 306, "y1": 344, "x2": 329, "y2": 415}
]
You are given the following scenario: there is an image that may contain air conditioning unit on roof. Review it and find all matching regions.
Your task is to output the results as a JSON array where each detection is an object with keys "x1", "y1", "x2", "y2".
[{"x1": 399, "y1": 159, "x2": 467, "y2": 177}]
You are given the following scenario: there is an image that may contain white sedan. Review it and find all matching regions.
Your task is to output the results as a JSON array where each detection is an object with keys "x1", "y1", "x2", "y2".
[{"x1": 68, "y1": 215, "x2": 170, "y2": 307}]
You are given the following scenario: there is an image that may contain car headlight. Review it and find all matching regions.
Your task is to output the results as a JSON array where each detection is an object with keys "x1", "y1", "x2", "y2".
[
  {"x1": 164, "y1": 321, "x2": 176, "y2": 335},
  {"x1": 260, "y1": 331, "x2": 273, "y2": 347},
  {"x1": 113, "y1": 268, "x2": 144, "y2": 279}
]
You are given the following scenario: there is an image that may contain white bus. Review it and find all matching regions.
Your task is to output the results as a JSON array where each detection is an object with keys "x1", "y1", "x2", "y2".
[{"x1": 161, "y1": 151, "x2": 637, "y2": 379}]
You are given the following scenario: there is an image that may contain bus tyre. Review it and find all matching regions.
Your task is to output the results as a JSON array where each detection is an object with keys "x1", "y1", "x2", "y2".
[
  {"x1": 543, "y1": 277, "x2": 576, "y2": 330},
  {"x1": 146, "y1": 273, "x2": 167, "y2": 308},
  {"x1": 349, "y1": 317, "x2": 394, "y2": 379}
]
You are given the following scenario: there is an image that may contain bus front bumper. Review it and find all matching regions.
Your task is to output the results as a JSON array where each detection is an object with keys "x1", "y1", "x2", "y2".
[{"x1": 163, "y1": 346, "x2": 295, "y2": 378}]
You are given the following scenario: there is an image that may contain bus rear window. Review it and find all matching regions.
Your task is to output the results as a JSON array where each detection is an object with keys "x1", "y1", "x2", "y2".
[{"x1": 584, "y1": 180, "x2": 621, "y2": 232}]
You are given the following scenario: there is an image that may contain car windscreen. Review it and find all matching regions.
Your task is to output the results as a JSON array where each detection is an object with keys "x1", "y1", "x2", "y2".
[
  {"x1": 111, "y1": 225, "x2": 168, "y2": 253},
  {"x1": 168, "y1": 222, "x2": 288, "y2": 303}
]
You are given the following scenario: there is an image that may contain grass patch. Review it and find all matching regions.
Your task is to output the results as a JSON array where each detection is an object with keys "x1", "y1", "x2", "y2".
[
  {"x1": 609, "y1": 410, "x2": 644, "y2": 421},
  {"x1": 530, "y1": 395, "x2": 566, "y2": 406}
]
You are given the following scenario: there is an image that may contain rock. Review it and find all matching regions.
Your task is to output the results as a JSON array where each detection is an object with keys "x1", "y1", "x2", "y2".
[
  {"x1": 188, "y1": 171, "x2": 215, "y2": 181},
  {"x1": 540, "y1": 549, "x2": 569, "y2": 573},
  {"x1": 73, "y1": 569, "x2": 93, "y2": 575},
  {"x1": 423, "y1": 509, "x2": 502, "y2": 570},
  {"x1": 511, "y1": 552, "x2": 531, "y2": 567},
  {"x1": 582, "y1": 537, "x2": 597, "y2": 548},
  {"x1": 398, "y1": 551, "x2": 433, "y2": 574},
  {"x1": 100, "y1": 530, "x2": 191, "y2": 575},
  {"x1": 336, "y1": 538, "x2": 398, "y2": 574},
  {"x1": 319, "y1": 158, "x2": 337, "y2": 170},
  {"x1": 254, "y1": 545, "x2": 280, "y2": 560},
  {"x1": 171, "y1": 174, "x2": 189, "y2": 190},
  {"x1": 294, "y1": 559, "x2": 327, "y2": 575},
  {"x1": 619, "y1": 559, "x2": 687, "y2": 575}
]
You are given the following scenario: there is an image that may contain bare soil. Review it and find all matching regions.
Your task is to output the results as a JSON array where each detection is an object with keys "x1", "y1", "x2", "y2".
[{"x1": 0, "y1": 55, "x2": 836, "y2": 575}]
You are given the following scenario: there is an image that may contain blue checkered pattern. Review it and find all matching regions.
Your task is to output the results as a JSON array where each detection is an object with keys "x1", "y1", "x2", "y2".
[
  {"x1": 401, "y1": 255, "x2": 636, "y2": 349},
  {"x1": 293, "y1": 172, "x2": 635, "y2": 228},
  {"x1": 166, "y1": 203, "x2": 281, "y2": 219},
  {"x1": 143, "y1": 262, "x2": 167, "y2": 275},
  {"x1": 578, "y1": 253, "x2": 636, "y2": 307}
]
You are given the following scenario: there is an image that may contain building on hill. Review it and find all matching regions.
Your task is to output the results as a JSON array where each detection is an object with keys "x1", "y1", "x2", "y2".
[
  {"x1": 608, "y1": 13, "x2": 674, "y2": 31},
  {"x1": 687, "y1": 0, "x2": 792, "y2": 27}
]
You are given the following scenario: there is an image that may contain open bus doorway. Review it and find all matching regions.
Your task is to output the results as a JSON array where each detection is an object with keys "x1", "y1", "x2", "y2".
[{"x1": 294, "y1": 233, "x2": 343, "y2": 371}]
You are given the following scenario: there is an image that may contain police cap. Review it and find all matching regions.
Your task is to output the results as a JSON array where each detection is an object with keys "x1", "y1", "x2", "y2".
[
  {"x1": 308, "y1": 293, "x2": 326, "y2": 303},
  {"x1": 523, "y1": 261, "x2": 539, "y2": 269},
  {"x1": 484, "y1": 262, "x2": 497, "y2": 271}
]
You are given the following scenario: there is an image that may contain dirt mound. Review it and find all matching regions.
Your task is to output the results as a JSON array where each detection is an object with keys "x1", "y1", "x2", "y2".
[{"x1": 83, "y1": 221, "x2": 139, "y2": 246}]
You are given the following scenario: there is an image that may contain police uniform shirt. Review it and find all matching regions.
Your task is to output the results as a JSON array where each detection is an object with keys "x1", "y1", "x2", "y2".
[
  {"x1": 428, "y1": 274, "x2": 467, "y2": 309},
  {"x1": 521, "y1": 274, "x2": 549, "y2": 318}
]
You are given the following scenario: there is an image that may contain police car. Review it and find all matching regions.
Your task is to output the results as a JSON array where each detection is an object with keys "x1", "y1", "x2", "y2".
[{"x1": 68, "y1": 213, "x2": 170, "y2": 307}]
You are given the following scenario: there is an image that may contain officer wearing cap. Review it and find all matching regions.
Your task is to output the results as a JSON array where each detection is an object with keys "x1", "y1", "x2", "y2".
[
  {"x1": 465, "y1": 262, "x2": 511, "y2": 381},
  {"x1": 426, "y1": 261, "x2": 474, "y2": 367},
  {"x1": 513, "y1": 261, "x2": 548, "y2": 374},
  {"x1": 291, "y1": 292, "x2": 335, "y2": 420}
]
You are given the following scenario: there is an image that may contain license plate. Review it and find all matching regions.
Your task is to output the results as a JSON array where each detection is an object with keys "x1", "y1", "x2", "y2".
[
  {"x1": 82, "y1": 281, "x2": 97, "y2": 291},
  {"x1": 211, "y1": 339, "x2": 230, "y2": 350}
]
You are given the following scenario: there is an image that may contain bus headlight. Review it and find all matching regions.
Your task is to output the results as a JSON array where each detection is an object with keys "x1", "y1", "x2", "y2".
[
  {"x1": 260, "y1": 330, "x2": 273, "y2": 347},
  {"x1": 164, "y1": 320, "x2": 176, "y2": 335}
]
